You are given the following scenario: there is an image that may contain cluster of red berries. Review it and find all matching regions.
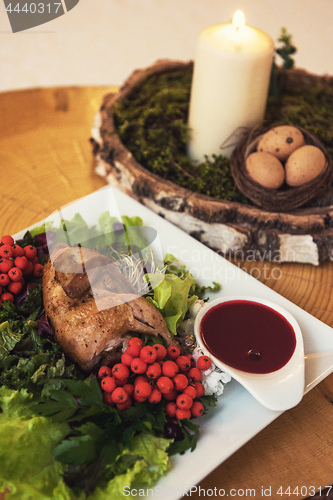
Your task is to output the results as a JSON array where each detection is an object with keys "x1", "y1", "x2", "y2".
[
  {"x1": 98, "y1": 337, "x2": 212, "y2": 420},
  {"x1": 0, "y1": 235, "x2": 43, "y2": 306}
]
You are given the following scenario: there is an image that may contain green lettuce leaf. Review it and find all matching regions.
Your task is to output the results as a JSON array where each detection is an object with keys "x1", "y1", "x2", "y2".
[
  {"x1": 146, "y1": 254, "x2": 221, "y2": 335},
  {"x1": 98, "y1": 212, "x2": 147, "y2": 255},
  {"x1": 0, "y1": 387, "x2": 171, "y2": 500},
  {"x1": 92, "y1": 432, "x2": 170, "y2": 500},
  {"x1": 97, "y1": 211, "x2": 120, "y2": 246},
  {"x1": 53, "y1": 422, "x2": 105, "y2": 466},
  {"x1": 58, "y1": 213, "x2": 96, "y2": 247},
  {"x1": 146, "y1": 271, "x2": 197, "y2": 335},
  {"x1": 0, "y1": 387, "x2": 73, "y2": 500},
  {"x1": 0, "y1": 321, "x2": 25, "y2": 355}
]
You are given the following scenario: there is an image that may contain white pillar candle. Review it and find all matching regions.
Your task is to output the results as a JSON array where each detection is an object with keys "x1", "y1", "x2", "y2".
[{"x1": 187, "y1": 11, "x2": 274, "y2": 161}]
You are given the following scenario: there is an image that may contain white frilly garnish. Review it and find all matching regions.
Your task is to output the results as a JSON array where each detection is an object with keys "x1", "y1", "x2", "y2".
[
  {"x1": 192, "y1": 346, "x2": 231, "y2": 396},
  {"x1": 178, "y1": 299, "x2": 206, "y2": 338}
]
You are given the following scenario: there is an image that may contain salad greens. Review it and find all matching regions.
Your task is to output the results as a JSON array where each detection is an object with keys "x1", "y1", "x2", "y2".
[
  {"x1": 0, "y1": 387, "x2": 71, "y2": 500},
  {"x1": 0, "y1": 386, "x2": 171, "y2": 500},
  {"x1": 147, "y1": 253, "x2": 220, "y2": 335},
  {"x1": 0, "y1": 212, "x2": 219, "y2": 499}
]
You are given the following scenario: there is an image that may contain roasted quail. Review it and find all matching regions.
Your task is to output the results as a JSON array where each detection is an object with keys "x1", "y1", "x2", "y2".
[{"x1": 43, "y1": 244, "x2": 174, "y2": 370}]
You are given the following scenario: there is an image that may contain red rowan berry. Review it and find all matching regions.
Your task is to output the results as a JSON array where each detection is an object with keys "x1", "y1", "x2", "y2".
[
  {"x1": 98, "y1": 366, "x2": 112, "y2": 378},
  {"x1": 112, "y1": 363, "x2": 129, "y2": 383},
  {"x1": 130, "y1": 357, "x2": 147, "y2": 374},
  {"x1": 140, "y1": 345, "x2": 157, "y2": 364},
  {"x1": 162, "y1": 388, "x2": 178, "y2": 401},
  {"x1": 134, "y1": 381, "x2": 152, "y2": 402},
  {"x1": 0, "y1": 274, "x2": 10, "y2": 287},
  {"x1": 0, "y1": 245, "x2": 13, "y2": 259},
  {"x1": 167, "y1": 345, "x2": 180, "y2": 360},
  {"x1": 191, "y1": 401, "x2": 205, "y2": 418},
  {"x1": 123, "y1": 383, "x2": 134, "y2": 398},
  {"x1": 1, "y1": 292, "x2": 14, "y2": 303},
  {"x1": 101, "y1": 376, "x2": 117, "y2": 393},
  {"x1": 148, "y1": 387, "x2": 162, "y2": 404},
  {"x1": 164, "y1": 402, "x2": 177, "y2": 418},
  {"x1": 183, "y1": 385, "x2": 197, "y2": 399},
  {"x1": 193, "y1": 382, "x2": 205, "y2": 398},
  {"x1": 162, "y1": 360, "x2": 179, "y2": 378},
  {"x1": 8, "y1": 267, "x2": 23, "y2": 282},
  {"x1": 157, "y1": 376, "x2": 174, "y2": 395},
  {"x1": 128, "y1": 337, "x2": 143, "y2": 347},
  {"x1": 176, "y1": 409, "x2": 191, "y2": 420},
  {"x1": 176, "y1": 393, "x2": 193, "y2": 411},
  {"x1": 153, "y1": 344, "x2": 167, "y2": 360},
  {"x1": 111, "y1": 387, "x2": 129, "y2": 405},
  {"x1": 1, "y1": 235, "x2": 14, "y2": 246},
  {"x1": 121, "y1": 351, "x2": 134, "y2": 367},
  {"x1": 134, "y1": 375, "x2": 147, "y2": 386},
  {"x1": 126, "y1": 342, "x2": 141, "y2": 358},
  {"x1": 117, "y1": 399, "x2": 132, "y2": 411},
  {"x1": 22, "y1": 261, "x2": 33, "y2": 276},
  {"x1": 197, "y1": 355, "x2": 212, "y2": 371},
  {"x1": 146, "y1": 362, "x2": 161, "y2": 380},
  {"x1": 188, "y1": 354, "x2": 196, "y2": 367},
  {"x1": 24, "y1": 245, "x2": 37, "y2": 261},
  {"x1": 0, "y1": 259, "x2": 13, "y2": 274},
  {"x1": 32, "y1": 263, "x2": 44, "y2": 278},
  {"x1": 8, "y1": 281, "x2": 23, "y2": 295},
  {"x1": 11, "y1": 245, "x2": 24, "y2": 258},
  {"x1": 176, "y1": 355, "x2": 191, "y2": 371},
  {"x1": 14, "y1": 256, "x2": 28, "y2": 271},
  {"x1": 173, "y1": 373, "x2": 188, "y2": 391},
  {"x1": 188, "y1": 367, "x2": 202, "y2": 382}
]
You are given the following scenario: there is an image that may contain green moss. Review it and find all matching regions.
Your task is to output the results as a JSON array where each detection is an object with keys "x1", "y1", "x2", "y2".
[
  {"x1": 114, "y1": 71, "x2": 192, "y2": 179},
  {"x1": 113, "y1": 67, "x2": 332, "y2": 203},
  {"x1": 266, "y1": 86, "x2": 333, "y2": 158}
]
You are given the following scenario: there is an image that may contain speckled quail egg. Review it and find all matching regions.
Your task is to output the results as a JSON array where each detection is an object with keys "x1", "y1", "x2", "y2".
[
  {"x1": 285, "y1": 145, "x2": 326, "y2": 187},
  {"x1": 246, "y1": 152, "x2": 285, "y2": 189},
  {"x1": 257, "y1": 125, "x2": 305, "y2": 162}
]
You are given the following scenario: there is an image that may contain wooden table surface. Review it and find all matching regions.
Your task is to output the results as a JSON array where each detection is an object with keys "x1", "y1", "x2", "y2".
[{"x1": 1, "y1": 86, "x2": 333, "y2": 499}]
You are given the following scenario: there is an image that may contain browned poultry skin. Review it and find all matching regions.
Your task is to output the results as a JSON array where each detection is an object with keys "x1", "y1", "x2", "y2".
[{"x1": 43, "y1": 245, "x2": 174, "y2": 371}]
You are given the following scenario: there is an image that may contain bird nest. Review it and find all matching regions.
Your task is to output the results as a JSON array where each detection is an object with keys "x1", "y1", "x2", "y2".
[{"x1": 230, "y1": 127, "x2": 333, "y2": 212}]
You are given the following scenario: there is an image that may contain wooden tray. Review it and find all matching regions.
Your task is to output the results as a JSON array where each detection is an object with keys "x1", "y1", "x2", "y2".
[{"x1": 91, "y1": 60, "x2": 333, "y2": 265}]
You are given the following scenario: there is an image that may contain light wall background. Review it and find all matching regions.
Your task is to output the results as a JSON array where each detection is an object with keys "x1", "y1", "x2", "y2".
[{"x1": 0, "y1": 0, "x2": 332, "y2": 92}]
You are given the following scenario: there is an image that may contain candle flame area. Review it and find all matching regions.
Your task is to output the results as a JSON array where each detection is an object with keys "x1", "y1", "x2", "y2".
[{"x1": 232, "y1": 10, "x2": 245, "y2": 31}]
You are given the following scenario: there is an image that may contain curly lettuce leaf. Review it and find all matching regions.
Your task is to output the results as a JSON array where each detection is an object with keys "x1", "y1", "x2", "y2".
[
  {"x1": 92, "y1": 432, "x2": 171, "y2": 500},
  {"x1": 0, "y1": 387, "x2": 171, "y2": 500},
  {"x1": 0, "y1": 301, "x2": 17, "y2": 323},
  {"x1": 146, "y1": 262, "x2": 197, "y2": 335},
  {"x1": 0, "y1": 387, "x2": 73, "y2": 500},
  {"x1": 146, "y1": 254, "x2": 221, "y2": 335},
  {"x1": 0, "y1": 321, "x2": 25, "y2": 355},
  {"x1": 0, "y1": 285, "x2": 43, "y2": 359},
  {"x1": 98, "y1": 212, "x2": 147, "y2": 255}
]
